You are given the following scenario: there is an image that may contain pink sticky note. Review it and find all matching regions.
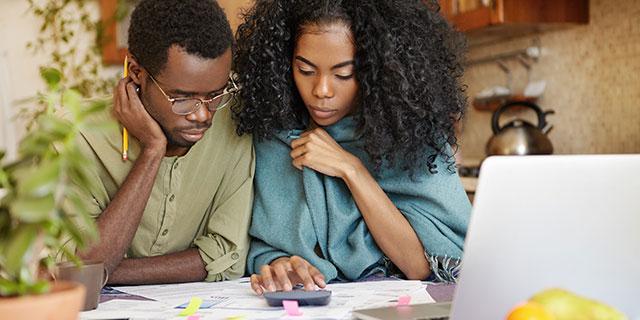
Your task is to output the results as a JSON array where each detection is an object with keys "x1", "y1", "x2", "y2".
[
  {"x1": 397, "y1": 296, "x2": 411, "y2": 306},
  {"x1": 282, "y1": 300, "x2": 304, "y2": 316},
  {"x1": 187, "y1": 316, "x2": 201, "y2": 320}
]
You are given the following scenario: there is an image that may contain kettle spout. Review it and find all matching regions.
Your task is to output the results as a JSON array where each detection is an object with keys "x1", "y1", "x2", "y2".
[{"x1": 542, "y1": 123, "x2": 553, "y2": 135}]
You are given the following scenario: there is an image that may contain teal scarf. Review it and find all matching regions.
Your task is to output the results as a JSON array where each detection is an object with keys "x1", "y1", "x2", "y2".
[{"x1": 248, "y1": 116, "x2": 470, "y2": 281}]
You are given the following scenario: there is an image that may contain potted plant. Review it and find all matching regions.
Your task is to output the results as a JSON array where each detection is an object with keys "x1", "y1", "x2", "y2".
[{"x1": 0, "y1": 68, "x2": 112, "y2": 319}]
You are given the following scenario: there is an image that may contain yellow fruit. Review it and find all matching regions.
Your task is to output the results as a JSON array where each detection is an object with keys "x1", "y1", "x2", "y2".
[
  {"x1": 507, "y1": 301, "x2": 555, "y2": 320},
  {"x1": 530, "y1": 288, "x2": 627, "y2": 320}
]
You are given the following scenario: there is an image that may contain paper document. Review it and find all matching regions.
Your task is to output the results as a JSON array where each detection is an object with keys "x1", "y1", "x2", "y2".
[{"x1": 79, "y1": 277, "x2": 435, "y2": 319}]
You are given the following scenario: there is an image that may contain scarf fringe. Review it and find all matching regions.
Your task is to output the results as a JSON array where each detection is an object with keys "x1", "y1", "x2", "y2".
[
  {"x1": 426, "y1": 252, "x2": 461, "y2": 283},
  {"x1": 381, "y1": 252, "x2": 461, "y2": 283}
]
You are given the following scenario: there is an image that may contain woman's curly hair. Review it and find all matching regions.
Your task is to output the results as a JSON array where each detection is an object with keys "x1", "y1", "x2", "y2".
[{"x1": 232, "y1": 0, "x2": 466, "y2": 174}]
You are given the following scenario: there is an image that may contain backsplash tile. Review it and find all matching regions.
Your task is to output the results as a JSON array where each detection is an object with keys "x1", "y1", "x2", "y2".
[{"x1": 458, "y1": 0, "x2": 640, "y2": 163}]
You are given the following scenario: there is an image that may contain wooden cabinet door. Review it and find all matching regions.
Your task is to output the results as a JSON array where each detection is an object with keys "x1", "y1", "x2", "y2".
[
  {"x1": 437, "y1": 0, "x2": 503, "y2": 32},
  {"x1": 437, "y1": 0, "x2": 587, "y2": 32}
]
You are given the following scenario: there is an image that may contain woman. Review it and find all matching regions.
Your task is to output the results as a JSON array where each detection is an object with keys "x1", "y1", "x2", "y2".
[{"x1": 232, "y1": 0, "x2": 471, "y2": 294}]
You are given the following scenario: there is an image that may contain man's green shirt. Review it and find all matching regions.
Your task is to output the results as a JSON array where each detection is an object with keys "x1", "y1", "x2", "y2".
[{"x1": 58, "y1": 104, "x2": 255, "y2": 281}]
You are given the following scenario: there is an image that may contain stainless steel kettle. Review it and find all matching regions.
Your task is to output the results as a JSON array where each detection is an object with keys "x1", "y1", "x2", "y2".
[{"x1": 485, "y1": 101, "x2": 554, "y2": 156}]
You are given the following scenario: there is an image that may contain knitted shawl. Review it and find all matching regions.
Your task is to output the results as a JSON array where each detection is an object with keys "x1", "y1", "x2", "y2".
[{"x1": 247, "y1": 116, "x2": 471, "y2": 281}]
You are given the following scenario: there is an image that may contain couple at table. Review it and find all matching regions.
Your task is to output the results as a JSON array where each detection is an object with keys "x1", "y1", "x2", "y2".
[{"x1": 62, "y1": 0, "x2": 470, "y2": 293}]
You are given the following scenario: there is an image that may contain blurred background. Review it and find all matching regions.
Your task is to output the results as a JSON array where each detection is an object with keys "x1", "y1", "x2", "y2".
[{"x1": 0, "y1": 0, "x2": 638, "y2": 193}]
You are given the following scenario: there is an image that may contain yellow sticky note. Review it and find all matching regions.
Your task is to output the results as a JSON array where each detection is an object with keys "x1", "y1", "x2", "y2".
[{"x1": 178, "y1": 297, "x2": 203, "y2": 317}]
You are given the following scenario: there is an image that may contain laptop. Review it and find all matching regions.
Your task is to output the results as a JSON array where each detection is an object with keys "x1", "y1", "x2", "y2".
[{"x1": 353, "y1": 155, "x2": 640, "y2": 320}]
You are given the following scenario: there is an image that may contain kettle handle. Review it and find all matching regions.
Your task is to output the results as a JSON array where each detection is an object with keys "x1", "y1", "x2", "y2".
[{"x1": 491, "y1": 101, "x2": 554, "y2": 134}]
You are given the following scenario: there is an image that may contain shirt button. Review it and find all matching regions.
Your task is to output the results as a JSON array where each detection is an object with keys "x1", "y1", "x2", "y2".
[
  {"x1": 169, "y1": 194, "x2": 175, "y2": 202},
  {"x1": 231, "y1": 252, "x2": 239, "y2": 260},
  {"x1": 162, "y1": 229, "x2": 168, "y2": 236},
  {"x1": 174, "y1": 163, "x2": 179, "y2": 169}
]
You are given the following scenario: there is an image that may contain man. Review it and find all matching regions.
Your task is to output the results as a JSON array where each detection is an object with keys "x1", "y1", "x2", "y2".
[{"x1": 60, "y1": 0, "x2": 254, "y2": 284}]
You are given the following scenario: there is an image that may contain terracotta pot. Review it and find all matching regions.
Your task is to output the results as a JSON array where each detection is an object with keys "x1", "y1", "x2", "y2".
[{"x1": 0, "y1": 280, "x2": 86, "y2": 320}]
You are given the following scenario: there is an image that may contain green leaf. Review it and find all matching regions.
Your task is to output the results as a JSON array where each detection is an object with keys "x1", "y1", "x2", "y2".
[
  {"x1": 41, "y1": 255, "x2": 56, "y2": 274},
  {"x1": 56, "y1": 245, "x2": 81, "y2": 266},
  {"x1": 10, "y1": 195, "x2": 55, "y2": 223},
  {"x1": 0, "y1": 209, "x2": 11, "y2": 231},
  {"x1": 79, "y1": 98, "x2": 109, "y2": 117},
  {"x1": 16, "y1": 277, "x2": 27, "y2": 296},
  {"x1": 2, "y1": 224, "x2": 37, "y2": 276},
  {"x1": 37, "y1": 114, "x2": 73, "y2": 139},
  {"x1": 18, "y1": 266, "x2": 33, "y2": 284},
  {"x1": 0, "y1": 279, "x2": 19, "y2": 296},
  {"x1": 61, "y1": 189, "x2": 87, "y2": 217},
  {"x1": 28, "y1": 280, "x2": 50, "y2": 295},
  {"x1": 60, "y1": 214, "x2": 87, "y2": 248},
  {"x1": 18, "y1": 132, "x2": 53, "y2": 157},
  {"x1": 63, "y1": 89, "x2": 82, "y2": 115},
  {"x1": 16, "y1": 160, "x2": 61, "y2": 197},
  {"x1": 41, "y1": 68, "x2": 62, "y2": 89},
  {"x1": 62, "y1": 191, "x2": 98, "y2": 242}
]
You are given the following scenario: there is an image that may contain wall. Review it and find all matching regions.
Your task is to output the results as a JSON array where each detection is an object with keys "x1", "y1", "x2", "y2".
[
  {"x1": 218, "y1": 0, "x2": 254, "y2": 33},
  {"x1": 3, "y1": 0, "x2": 638, "y2": 163},
  {"x1": 0, "y1": 0, "x2": 110, "y2": 161},
  {"x1": 0, "y1": 0, "x2": 55, "y2": 155},
  {"x1": 0, "y1": 0, "x2": 254, "y2": 156},
  {"x1": 458, "y1": 0, "x2": 640, "y2": 165}
]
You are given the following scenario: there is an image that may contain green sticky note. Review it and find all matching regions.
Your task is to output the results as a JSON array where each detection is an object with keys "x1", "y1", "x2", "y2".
[{"x1": 178, "y1": 297, "x2": 203, "y2": 316}]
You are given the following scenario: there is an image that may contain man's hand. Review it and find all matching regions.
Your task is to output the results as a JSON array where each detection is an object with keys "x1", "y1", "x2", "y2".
[
  {"x1": 113, "y1": 77, "x2": 166, "y2": 151},
  {"x1": 290, "y1": 128, "x2": 362, "y2": 179},
  {"x1": 250, "y1": 256, "x2": 326, "y2": 295}
]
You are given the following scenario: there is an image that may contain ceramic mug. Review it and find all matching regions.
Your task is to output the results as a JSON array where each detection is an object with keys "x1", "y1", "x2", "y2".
[{"x1": 53, "y1": 260, "x2": 109, "y2": 311}]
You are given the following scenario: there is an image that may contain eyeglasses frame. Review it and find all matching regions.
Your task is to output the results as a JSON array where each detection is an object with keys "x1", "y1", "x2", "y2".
[{"x1": 146, "y1": 71, "x2": 240, "y2": 116}]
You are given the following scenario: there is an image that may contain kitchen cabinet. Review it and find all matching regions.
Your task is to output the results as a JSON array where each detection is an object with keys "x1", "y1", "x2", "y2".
[
  {"x1": 100, "y1": 0, "x2": 126, "y2": 64},
  {"x1": 438, "y1": 0, "x2": 589, "y2": 46}
]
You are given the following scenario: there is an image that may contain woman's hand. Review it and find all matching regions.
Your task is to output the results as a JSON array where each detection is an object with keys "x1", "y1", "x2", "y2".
[
  {"x1": 250, "y1": 256, "x2": 326, "y2": 295},
  {"x1": 113, "y1": 77, "x2": 167, "y2": 152},
  {"x1": 290, "y1": 128, "x2": 361, "y2": 179}
]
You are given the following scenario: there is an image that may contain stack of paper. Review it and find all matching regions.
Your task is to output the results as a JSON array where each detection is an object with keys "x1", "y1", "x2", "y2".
[{"x1": 80, "y1": 277, "x2": 434, "y2": 320}]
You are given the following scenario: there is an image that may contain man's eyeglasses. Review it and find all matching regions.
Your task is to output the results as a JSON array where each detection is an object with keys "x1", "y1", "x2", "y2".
[{"x1": 147, "y1": 72, "x2": 240, "y2": 116}]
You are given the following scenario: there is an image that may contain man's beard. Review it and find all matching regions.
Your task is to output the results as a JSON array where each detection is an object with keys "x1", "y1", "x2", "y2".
[
  {"x1": 162, "y1": 126, "x2": 197, "y2": 149},
  {"x1": 140, "y1": 86, "x2": 211, "y2": 150}
]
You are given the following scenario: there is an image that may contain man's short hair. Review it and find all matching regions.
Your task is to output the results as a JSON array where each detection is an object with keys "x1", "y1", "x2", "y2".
[{"x1": 128, "y1": 0, "x2": 234, "y2": 76}]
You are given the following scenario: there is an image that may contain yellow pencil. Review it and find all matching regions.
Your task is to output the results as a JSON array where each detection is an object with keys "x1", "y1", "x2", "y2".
[{"x1": 122, "y1": 56, "x2": 129, "y2": 161}]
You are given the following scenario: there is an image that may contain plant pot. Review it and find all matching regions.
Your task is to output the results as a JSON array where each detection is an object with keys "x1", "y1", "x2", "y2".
[{"x1": 0, "y1": 280, "x2": 86, "y2": 320}]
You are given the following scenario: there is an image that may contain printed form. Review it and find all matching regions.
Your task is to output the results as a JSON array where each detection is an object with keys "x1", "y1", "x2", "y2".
[{"x1": 79, "y1": 277, "x2": 435, "y2": 319}]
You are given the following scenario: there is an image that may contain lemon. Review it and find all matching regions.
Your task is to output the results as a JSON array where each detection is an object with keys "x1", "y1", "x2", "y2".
[{"x1": 507, "y1": 301, "x2": 555, "y2": 320}]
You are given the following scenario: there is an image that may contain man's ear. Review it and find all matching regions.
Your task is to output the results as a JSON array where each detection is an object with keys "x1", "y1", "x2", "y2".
[{"x1": 127, "y1": 55, "x2": 144, "y2": 85}]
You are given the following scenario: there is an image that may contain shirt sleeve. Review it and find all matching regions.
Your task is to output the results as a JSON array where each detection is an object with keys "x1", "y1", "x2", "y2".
[
  {"x1": 247, "y1": 238, "x2": 291, "y2": 275},
  {"x1": 55, "y1": 131, "x2": 109, "y2": 262},
  {"x1": 192, "y1": 143, "x2": 255, "y2": 282}
]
